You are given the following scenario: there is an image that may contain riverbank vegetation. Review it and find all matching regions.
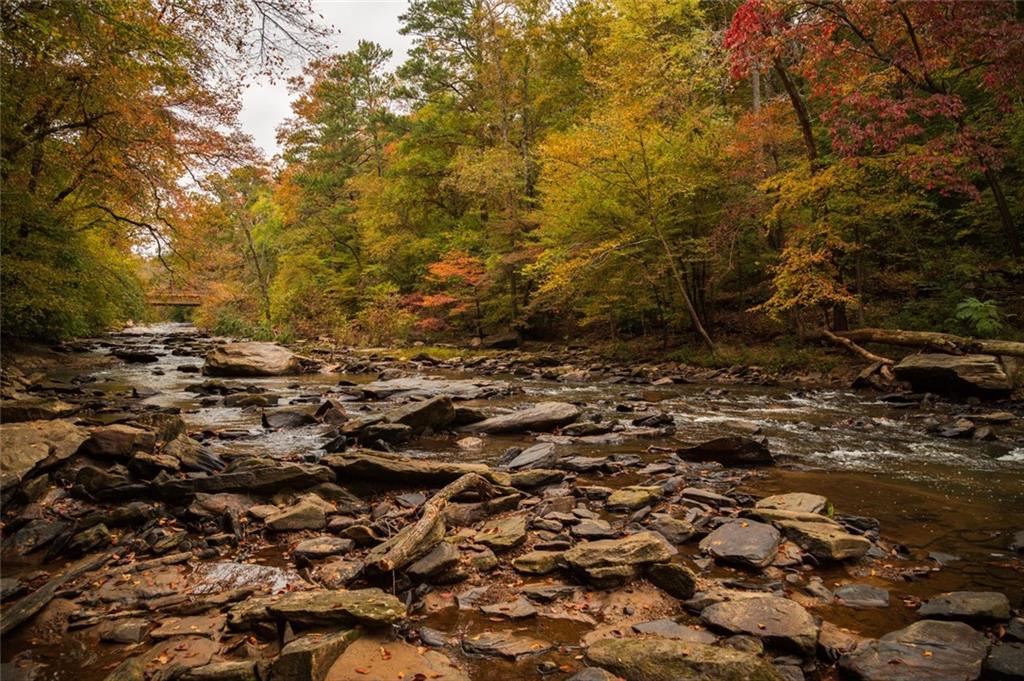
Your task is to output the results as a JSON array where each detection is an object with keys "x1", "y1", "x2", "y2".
[{"x1": 3, "y1": 0, "x2": 1023, "y2": 356}]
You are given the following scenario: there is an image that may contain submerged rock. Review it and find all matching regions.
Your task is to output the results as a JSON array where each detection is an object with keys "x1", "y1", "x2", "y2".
[
  {"x1": 840, "y1": 619, "x2": 989, "y2": 681},
  {"x1": 462, "y1": 631, "x2": 552, "y2": 659},
  {"x1": 585, "y1": 637, "x2": 784, "y2": 681}
]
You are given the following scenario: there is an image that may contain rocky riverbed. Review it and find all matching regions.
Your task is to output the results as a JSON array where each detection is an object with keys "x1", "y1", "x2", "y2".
[{"x1": 1, "y1": 323, "x2": 1022, "y2": 681}]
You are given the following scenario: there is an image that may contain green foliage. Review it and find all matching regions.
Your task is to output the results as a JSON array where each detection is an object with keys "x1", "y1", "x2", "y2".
[{"x1": 954, "y1": 297, "x2": 1003, "y2": 337}]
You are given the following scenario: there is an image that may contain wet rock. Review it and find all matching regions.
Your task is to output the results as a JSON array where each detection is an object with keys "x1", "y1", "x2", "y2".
[
  {"x1": 82, "y1": 424, "x2": 156, "y2": 457},
  {"x1": 155, "y1": 459, "x2": 333, "y2": 497},
  {"x1": 894, "y1": 353, "x2": 1013, "y2": 397},
  {"x1": 699, "y1": 520, "x2": 781, "y2": 568},
  {"x1": 510, "y1": 468, "x2": 564, "y2": 488},
  {"x1": 512, "y1": 550, "x2": 563, "y2": 575},
  {"x1": 681, "y1": 487, "x2": 734, "y2": 507},
  {"x1": 474, "y1": 513, "x2": 528, "y2": 551},
  {"x1": 835, "y1": 584, "x2": 890, "y2": 608},
  {"x1": 571, "y1": 518, "x2": 616, "y2": 540},
  {"x1": 267, "y1": 588, "x2": 405, "y2": 627},
  {"x1": 66, "y1": 523, "x2": 112, "y2": 556},
  {"x1": 223, "y1": 392, "x2": 278, "y2": 408},
  {"x1": 918, "y1": 590, "x2": 1010, "y2": 623},
  {"x1": 702, "y1": 596, "x2": 818, "y2": 655},
  {"x1": 1008, "y1": 617, "x2": 1024, "y2": 642},
  {"x1": 5, "y1": 518, "x2": 68, "y2": 554},
  {"x1": 461, "y1": 632, "x2": 552, "y2": 660},
  {"x1": 755, "y1": 493, "x2": 829, "y2": 515},
  {"x1": 263, "y1": 408, "x2": 316, "y2": 429},
  {"x1": 985, "y1": 643, "x2": 1024, "y2": 681},
  {"x1": 266, "y1": 500, "x2": 327, "y2": 532},
  {"x1": 564, "y1": 531, "x2": 675, "y2": 584},
  {"x1": 607, "y1": 486, "x2": 662, "y2": 511},
  {"x1": 323, "y1": 451, "x2": 505, "y2": 486},
  {"x1": 504, "y1": 442, "x2": 559, "y2": 470},
  {"x1": 100, "y1": 618, "x2": 150, "y2": 644},
  {"x1": 775, "y1": 519, "x2": 871, "y2": 561},
  {"x1": 646, "y1": 563, "x2": 697, "y2": 599},
  {"x1": 522, "y1": 584, "x2": 579, "y2": 602},
  {"x1": 114, "y1": 348, "x2": 161, "y2": 363},
  {"x1": 631, "y1": 619, "x2": 716, "y2": 644},
  {"x1": 151, "y1": 614, "x2": 226, "y2": 639},
  {"x1": 647, "y1": 514, "x2": 695, "y2": 544},
  {"x1": 675, "y1": 436, "x2": 775, "y2": 466},
  {"x1": 204, "y1": 342, "x2": 312, "y2": 377},
  {"x1": 840, "y1": 619, "x2": 989, "y2": 681},
  {"x1": 0, "y1": 419, "x2": 89, "y2": 488},
  {"x1": 480, "y1": 597, "x2": 537, "y2": 619},
  {"x1": 181, "y1": 662, "x2": 259, "y2": 681},
  {"x1": 585, "y1": 637, "x2": 784, "y2": 681},
  {"x1": 407, "y1": 542, "x2": 460, "y2": 580},
  {"x1": 463, "y1": 401, "x2": 580, "y2": 434},
  {"x1": 383, "y1": 395, "x2": 456, "y2": 434},
  {"x1": 566, "y1": 669, "x2": 619, "y2": 681},
  {"x1": 0, "y1": 397, "x2": 78, "y2": 423},
  {"x1": 293, "y1": 536, "x2": 354, "y2": 564},
  {"x1": 272, "y1": 629, "x2": 360, "y2": 681}
]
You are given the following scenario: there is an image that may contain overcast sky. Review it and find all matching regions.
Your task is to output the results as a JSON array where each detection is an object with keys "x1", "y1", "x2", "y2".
[{"x1": 239, "y1": 0, "x2": 413, "y2": 158}]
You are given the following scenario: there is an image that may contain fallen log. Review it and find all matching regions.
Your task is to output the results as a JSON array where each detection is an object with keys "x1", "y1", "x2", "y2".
[
  {"x1": 367, "y1": 473, "x2": 507, "y2": 573},
  {"x1": 1, "y1": 550, "x2": 114, "y2": 636},
  {"x1": 835, "y1": 328, "x2": 1024, "y2": 358},
  {"x1": 820, "y1": 329, "x2": 893, "y2": 365}
]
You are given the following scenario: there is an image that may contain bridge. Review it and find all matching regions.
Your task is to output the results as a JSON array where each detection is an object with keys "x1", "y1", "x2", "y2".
[{"x1": 146, "y1": 290, "x2": 204, "y2": 307}]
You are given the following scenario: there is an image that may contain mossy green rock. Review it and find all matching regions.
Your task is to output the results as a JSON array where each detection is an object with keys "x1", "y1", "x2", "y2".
[{"x1": 585, "y1": 637, "x2": 783, "y2": 681}]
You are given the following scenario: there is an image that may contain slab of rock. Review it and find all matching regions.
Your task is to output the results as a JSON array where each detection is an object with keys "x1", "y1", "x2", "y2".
[
  {"x1": 505, "y1": 442, "x2": 559, "y2": 470},
  {"x1": 647, "y1": 515, "x2": 695, "y2": 544},
  {"x1": 359, "y1": 377, "x2": 507, "y2": 401},
  {"x1": 755, "y1": 493, "x2": 830, "y2": 515},
  {"x1": 572, "y1": 518, "x2": 616, "y2": 540},
  {"x1": 0, "y1": 419, "x2": 89, "y2": 487},
  {"x1": 470, "y1": 514, "x2": 525, "y2": 552},
  {"x1": 480, "y1": 597, "x2": 537, "y2": 619},
  {"x1": 702, "y1": 596, "x2": 818, "y2": 655},
  {"x1": 204, "y1": 342, "x2": 313, "y2": 376},
  {"x1": 0, "y1": 398, "x2": 78, "y2": 423},
  {"x1": 985, "y1": 642, "x2": 1024, "y2": 681},
  {"x1": 464, "y1": 401, "x2": 580, "y2": 434},
  {"x1": 82, "y1": 424, "x2": 156, "y2": 457},
  {"x1": 151, "y1": 614, "x2": 226, "y2": 639},
  {"x1": 699, "y1": 520, "x2": 781, "y2": 568},
  {"x1": 266, "y1": 500, "x2": 326, "y2": 532},
  {"x1": 585, "y1": 637, "x2": 783, "y2": 681},
  {"x1": 268, "y1": 588, "x2": 405, "y2": 627},
  {"x1": 894, "y1": 353, "x2": 1013, "y2": 397},
  {"x1": 840, "y1": 619, "x2": 989, "y2": 681},
  {"x1": 407, "y1": 542, "x2": 460, "y2": 580},
  {"x1": 181, "y1": 661, "x2": 259, "y2": 681},
  {"x1": 263, "y1": 408, "x2": 316, "y2": 429},
  {"x1": 100, "y1": 618, "x2": 150, "y2": 644},
  {"x1": 775, "y1": 519, "x2": 870, "y2": 561},
  {"x1": 646, "y1": 563, "x2": 697, "y2": 599},
  {"x1": 564, "y1": 531, "x2": 675, "y2": 584},
  {"x1": 272, "y1": 629, "x2": 360, "y2": 681},
  {"x1": 631, "y1": 620, "x2": 717, "y2": 644},
  {"x1": 512, "y1": 550, "x2": 564, "y2": 575},
  {"x1": 294, "y1": 536, "x2": 354, "y2": 563},
  {"x1": 384, "y1": 395, "x2": 456, "y2": 435},
  {"x1": 675, "y1": 436, "x2": 775, "y2": 466},
  {"x1": 322, "y1": 451, "x2": 505, "y2": 486},
  {"x1": 835, "y1": 584, "x2": 890, "y2": 608},
  {"x1": 155, "y1": 460, "x2": 333, "y2": 497},
  {"x1": 461, "y1": 632, "x2": 552, "y2": 660},
  {"x1": 918, "y1": 591, "x2": 1011, "y2": 623},
  {"x1": 607, "y1": 486, "x2": 662, "y2": 511}
]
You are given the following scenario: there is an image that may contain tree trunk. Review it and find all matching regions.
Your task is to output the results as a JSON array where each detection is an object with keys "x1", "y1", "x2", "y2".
[
  {"x1": 836, "y1": 327, "x2": 1024, "y2": 358},
  {"x1": 983, "y1": 166, "x2": 1022, "y2": 257}
]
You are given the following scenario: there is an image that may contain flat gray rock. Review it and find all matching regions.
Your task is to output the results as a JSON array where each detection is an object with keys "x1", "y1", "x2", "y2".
[
  {"x1": 464, "y1": 401, "x2": 580, "y2": 434},
  {"x1": 840, "y1": 619, "x2": 989, "y2": 681},
  {"x1": 919, "y1": 591, "x2": 1010, "y2": 623},
  {"x1": 699, "y1": 520, "x2": 781, "y2": 568},
  {"x1": 701, "y1": 596, "x2": 818, "y2": 655}
]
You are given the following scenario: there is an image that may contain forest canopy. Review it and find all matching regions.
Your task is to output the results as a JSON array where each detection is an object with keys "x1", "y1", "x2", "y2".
[{"x1": 3, "y1": 0, "x2": 1022, "y2": 352}]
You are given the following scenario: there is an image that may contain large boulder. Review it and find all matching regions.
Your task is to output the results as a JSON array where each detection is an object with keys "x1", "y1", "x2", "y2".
[
  {"x1": 584, "y1": 637, "x2": 783, "y2": 681},
  {"x1": 0, "y1": 419, "x2": 89, "y2": 488},
  {"x1": 564, "y1": 531, "x2": 676, "y2": 585},
  {"x1": 894, "y1": 353, "x2": 1013, "y2": 397},
  {"x1": 204, "y1": 342, "x2": 314, "y2": 377},
  {"x1": 463, "y1": 401, "x2": 580, "y2": 434},
  {"x1": 840, "y1": 619, "x2": 989, "y2": 681}
]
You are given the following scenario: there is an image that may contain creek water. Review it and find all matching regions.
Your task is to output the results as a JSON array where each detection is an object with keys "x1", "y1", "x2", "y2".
[{"x1": 5, "y1": 322, "x2": 1023, "y2": 680}]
